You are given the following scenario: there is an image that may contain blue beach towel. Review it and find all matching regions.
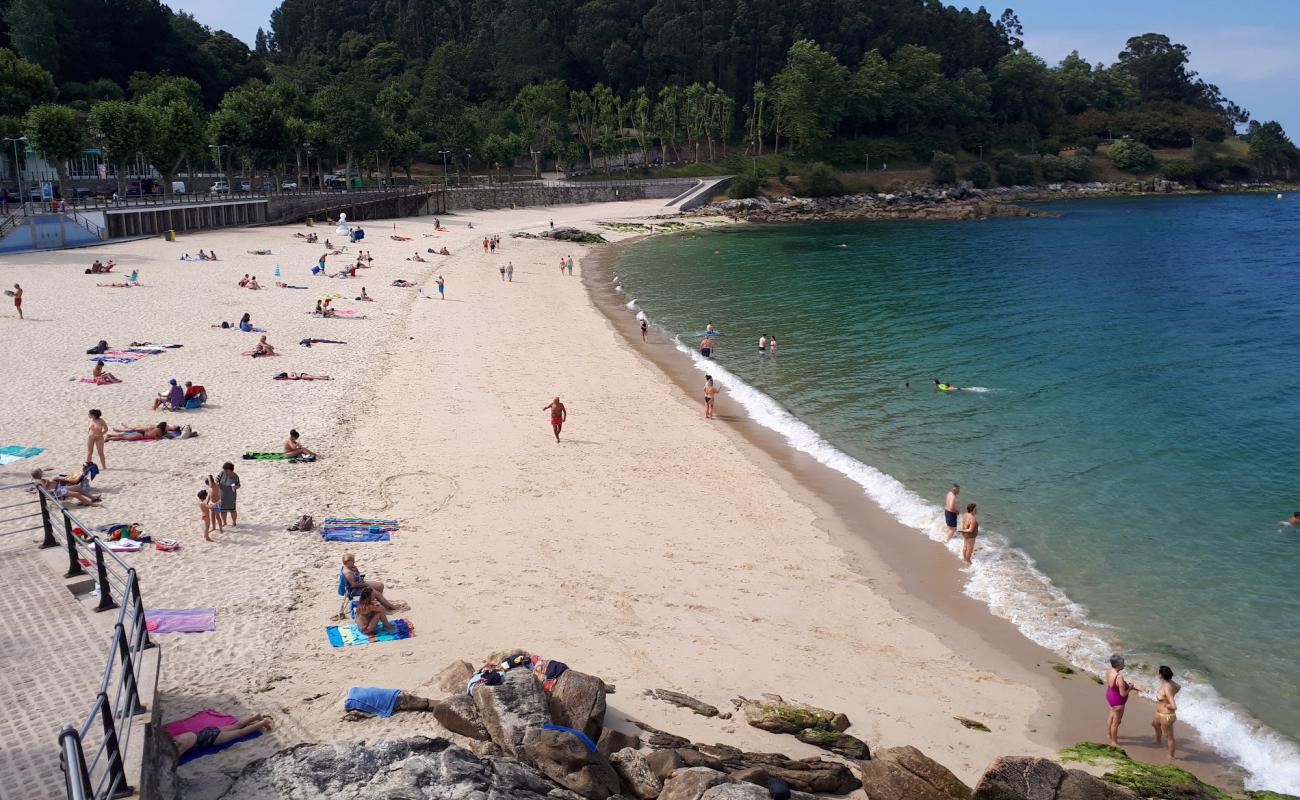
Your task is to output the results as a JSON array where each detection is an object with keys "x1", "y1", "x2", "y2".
[
  {"x1": 0, "y1": 445, "x2": 44, "y2": 465},
  {"x1": 90, "y1": 356, "x2": 138, "y2": 363},
  {"x1": 326, "y1": 619, "x2": 414, "y2": 647},
  {"x1": 344, "y1": 687, "x2": 401, "y2": 717},
  {"x1": 321, "y1": 528, "x2": 390, "y2": 542},
  {"x1": 177, "y1": 731, "x2": 262, "y2": 765}
]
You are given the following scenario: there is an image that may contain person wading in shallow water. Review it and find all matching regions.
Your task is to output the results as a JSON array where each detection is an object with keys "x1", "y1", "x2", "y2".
[
  {"x1": 543, "y1": 397, "x2": 567, "y2": 442},
  {"x1": 958, "y1": 502, "x2": 978, "y2": 564},
  {"x1": 1152, "y1": 665, "x2": 1180, "y2": 757},
  {"x1": 944, "y1": 484, "x2": 960, "y2": 541}
]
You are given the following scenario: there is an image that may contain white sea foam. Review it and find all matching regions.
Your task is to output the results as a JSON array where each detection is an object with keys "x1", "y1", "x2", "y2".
[
  {"x1": 625, "y1": 299, "x2": 638, "y2": 311},
  {"x1": 615, "y1": 286, "x2": 624, "y2": 293},
  {"x1": 668, "y1": 336, "x2": 1300, "y2": 794}
]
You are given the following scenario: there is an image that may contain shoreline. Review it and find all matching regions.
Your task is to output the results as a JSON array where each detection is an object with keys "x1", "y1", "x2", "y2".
[{"x1": 582, "y1": 229, "x2": 1243, "y2": 791}]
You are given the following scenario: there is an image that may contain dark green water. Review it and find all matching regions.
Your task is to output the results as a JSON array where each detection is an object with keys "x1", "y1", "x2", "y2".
[{"x1": 612, "y1": 194, "x2": 1300, "y2": 792}]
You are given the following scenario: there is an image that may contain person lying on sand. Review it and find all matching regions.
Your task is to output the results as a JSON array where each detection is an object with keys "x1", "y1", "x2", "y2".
[
  {"x1": 409, "y1": 253, "x2": 427, "y2": 262},
  {"x1": 153, "y1": 379, "x2": 186, "y2": 410},
  {"x1": 107, "y1": 422, "x2": 170, "y2": 441},
  {"x1": 168, "y1": 715, "x2": 273, "y2": 757},
  {"x1": 97, "y1": 282, "x2": 136, "y2": 288},
  {"x1": 390, "y1": 235, "x2": 411, "y2": 241},
  {"x1": 341, "y1": 553, "x2": 408, "y2": 610},
  {"x1": 284, "y1": 428, "x2": 317, "y2": 459},
  {"x1": 31, "y1": 468, "x2": 102, "y2": 505},
  {"x1": 354, "y1": 587, "x2": 390, "y2": 634},
  {"x1": 390, "y1": 280, "x2": 414, "y2": 287},
  {"x1": 248, "y1": 249, "x2": 272, "y2": 255},
  {"x1": 273, "y1": 372, "x2": 332, "y2": 380}
]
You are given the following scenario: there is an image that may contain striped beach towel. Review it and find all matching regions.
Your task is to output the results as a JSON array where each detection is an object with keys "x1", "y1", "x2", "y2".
[{"x1": 327, "y1": 619, "x2": 414, "y2": 647}]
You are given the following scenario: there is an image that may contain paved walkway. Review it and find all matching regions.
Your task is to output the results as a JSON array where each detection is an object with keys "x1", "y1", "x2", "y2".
[{"x1": 0, "y1": 536, "x2": 109, "y2": 799}]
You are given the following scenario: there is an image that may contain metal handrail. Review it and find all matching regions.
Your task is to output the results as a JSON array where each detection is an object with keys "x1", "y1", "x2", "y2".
[
  {"x1": 80, "y1": 184, "x2": 443, "y2": 212},
  {"x1": 0, "y1": 481, "x2": 151, "y2": 800}
]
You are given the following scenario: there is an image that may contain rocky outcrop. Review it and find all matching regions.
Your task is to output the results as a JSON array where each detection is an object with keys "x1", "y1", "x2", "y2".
[
  {"x1": 431, "y1": 693, "x2": 489, "y2": 740},
  {"x1": 214, "y1": 736, "x2": 563, "y2": 799},
  {"x1": 973, "y1": 757, "x2": 1139, "y2": 800},
  {"x1": 793, "y1": 728, "x2": 870, "y2": 760},
  {"x1": 610, "y1": 747, "x2": 663, "y2": 799},
  {"x1": 472, "y1": 667, "x2": 551, "y2": 760},
  {"x1": 700, "y1": 784, "x2": 775, "y2": 800},
  {"x1": 731, "y1": 761, "x2": 862, "y2": 795},
  {"x1": 856, "y1": 746, "x2": 972, "y2": 800},
  {"x1": 649, "y1": 689, "x2": 721, "y2": 717},
  {"x1": 737, "y1": 695, "x2": 867, "y2": 761},
  {"x1": 690, "y1": 189, "x2": 1056, "y2": 223},
  {"x1": 548, "y1": 669, "x2": 608, "y2": 740},
  {"x1": 659, "y1": 767, "x2": 735, "y2": 800},
  {"x1": 521, "y1": 726, "x2": 622, "y2": 799},
  {"x1": 434, "y1": 659, "x2": 474, "y2": 694},
  {"x1": 647, "y1": 748, "x2": 687, "y2": 780},
  {"x1": 596, "y1": 727, "x2": 640, "y2": 759}
]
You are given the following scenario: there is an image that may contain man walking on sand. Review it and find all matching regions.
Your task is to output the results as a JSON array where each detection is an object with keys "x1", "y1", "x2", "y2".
[
  {"x1": 543, "y1": 397, "x2": 567, "y2": 442},
  {"x1": 10, "y1": 283, "x2": 22, "y2": 319},
  {"x1": 944, "y1": 484, "x2": 960, "y2": 541}
]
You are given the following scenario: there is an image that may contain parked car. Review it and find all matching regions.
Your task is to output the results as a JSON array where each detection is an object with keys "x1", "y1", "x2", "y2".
[
  {"x1": 210, "y1": 181, "x2": 229, "y2": 194},
  {"x1": 281, "y1": 180, "x2": 298, "y2": 190},
  {"x1": 236, "y1": 180, "x2": 252, "y2": 192},
  {"x1": 171, "y1": 181, "x2": 187, "y2": 194}
]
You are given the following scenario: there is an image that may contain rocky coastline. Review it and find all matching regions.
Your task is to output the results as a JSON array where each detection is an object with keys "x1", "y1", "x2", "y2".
[
  {"x1": 684, "y1": 180, "x2": 1222, "y2": 223},
  {"x1": 173, "y1": 649, "x2": 1271, "y2": 800}
]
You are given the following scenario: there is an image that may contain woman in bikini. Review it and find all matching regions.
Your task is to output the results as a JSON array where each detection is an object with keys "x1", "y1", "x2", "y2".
[
  {"x1": 355, "y1": 587, "x2": 390, "y2": 634},
  {"x1": 86, "y1": 409, "x2": 108, "y2": 468},
  {"x1": 704, "y1": 375, "x2": 719, "y2": 419},
  {"x1": 959, "y1": 502, "x2": 979, "y2": 564},
  {"x1": 170, "y1": 715, "x2": 272, "y2": 757},
  {"x1": 1105, "y1": 654, "x2": 1134, "y2": 747},
  {"x1": 1152, "y1": 665, "x2": 1180, "y2": 757}
]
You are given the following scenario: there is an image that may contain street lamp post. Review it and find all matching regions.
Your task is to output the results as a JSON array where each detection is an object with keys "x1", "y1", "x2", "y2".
[
  {"x1": 530, "y1": 148, "x2": 542, "y2": 179},
  {"x1": 464, "y1": 150, "x2": 472, "y2": 185},
  {"x1": 438, "y1": 150, "x2": 451, "y2": 187},
  {"x1": 208, "y1": 144, "x2": 229, "y2": 194},
  {"x1": 4, "y1": 136, "x2": 29, "y2": 216}
]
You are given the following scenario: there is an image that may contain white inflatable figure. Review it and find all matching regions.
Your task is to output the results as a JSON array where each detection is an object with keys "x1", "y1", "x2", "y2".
[{"x1": 336, "y1": 212, "x2": 351, "y2": 237}]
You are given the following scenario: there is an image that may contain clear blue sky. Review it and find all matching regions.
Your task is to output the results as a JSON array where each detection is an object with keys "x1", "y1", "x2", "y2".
[{"x1": 170, "y1": 0, "x2": 1300, "y2": 135}]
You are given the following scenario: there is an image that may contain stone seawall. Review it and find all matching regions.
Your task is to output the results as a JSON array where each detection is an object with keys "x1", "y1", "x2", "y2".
[{"x1": 443, "y1": 182, "x2": 687, "y2": 211}]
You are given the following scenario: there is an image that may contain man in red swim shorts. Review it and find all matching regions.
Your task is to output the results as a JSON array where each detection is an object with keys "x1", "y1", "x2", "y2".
[
  {"x1": 543, "y1": 397, "x2": 566, "y2": 443},
  {"x1": 10, "y1": 283, "x2": 21, "y2": 319}
]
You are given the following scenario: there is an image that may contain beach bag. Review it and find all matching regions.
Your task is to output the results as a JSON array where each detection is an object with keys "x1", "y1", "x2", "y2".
[
  {"x1": 155, "y1": 538, "x2": 180, "y2": 552},
  {"x1": 288, "y1": 514, "x2": 314, "y2": 532}
]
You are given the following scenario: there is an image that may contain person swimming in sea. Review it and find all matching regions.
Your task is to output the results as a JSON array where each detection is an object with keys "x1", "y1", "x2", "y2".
[
  {"x1": 933, "y1": 378, "x2": 961, "y2": 392},
  {"x1": 1282, "y1": 511, "x2": 1300, "y2": 527}
]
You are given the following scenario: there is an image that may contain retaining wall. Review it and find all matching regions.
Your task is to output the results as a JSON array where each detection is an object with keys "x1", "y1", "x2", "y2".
[{"x1": 444, "y1": 182, "x2": 688, "y2": 211}]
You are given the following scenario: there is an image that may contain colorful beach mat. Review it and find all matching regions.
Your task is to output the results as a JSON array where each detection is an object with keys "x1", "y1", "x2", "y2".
[
  {"x1": 327, "y1": 619, "x2": 414, "y2": 647},
  {"x1": 146, "y1": 608, "x2": 216, "y2": 633},
  {"x1": 242, "y1": 451, "x2": 289, "y2": 460},
  {"x1": 320, "y1": 518, "x2": 399, "y2": 542},
  {"x1": 0, "y1": 445, "x2": 44, "y2": 465}
]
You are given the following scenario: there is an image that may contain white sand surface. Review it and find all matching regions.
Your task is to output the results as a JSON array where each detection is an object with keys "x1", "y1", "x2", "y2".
[{"x1": 0, "y1": 199, "x2": 1059, "y2": 792}]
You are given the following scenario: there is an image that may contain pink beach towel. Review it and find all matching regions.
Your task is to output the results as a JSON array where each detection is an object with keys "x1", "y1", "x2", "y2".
[
  {"x1": 146, "y1": 608, "x2": 216, "y2": 633},
  {"x1": 163, "y1": 709, "x2": 237, "y2": 737}
]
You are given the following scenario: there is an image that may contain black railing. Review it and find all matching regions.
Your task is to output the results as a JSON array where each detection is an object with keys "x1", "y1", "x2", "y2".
[{"x1": 0, "y1": 481, "x2": 152, "y2": 800}]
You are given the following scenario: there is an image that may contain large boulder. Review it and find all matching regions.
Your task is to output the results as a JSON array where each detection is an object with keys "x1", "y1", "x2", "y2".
[
  {"x1": 739, "y1": 695, "x2": 839, "y2": 735},
  {"x1": 793, "y1": 729, "x2": 871, "y2": 760},
  {"x1": 973, "y1": 757, "x2": 1139, "y2": 800},
  {"x1": 431, "y1": 694, "x2": 489, "y2": 740},
  {"x1": 610, "y1": 747, "x2": 663, "y2": 799},
  {"x1": 856, "y1": 746, "x2": 971, "y2": 800},
  {"x1": 596, "y1": 728, "x2": 641, "y2": 760},
  {"x1": 700, "y1": 784, "x2": 772, "y2": 800},
  {"x1": 214, "y1": 736, "x2": 561, "y2": 799},
  {"x1": 731, "y1": 761, "x2": 862, "y2": 795},
  {"x1": 548, "y1": 669, "x2": 608, "y2": 740},
  {"x1": 647, "y1": 749, "x2": 687, "y2": 781},
  {"x1": 472, "y1": 667, "x2": 551, "y2": 759},
  {"x1": 435, "y1": 660, "x2": 475, "y2": 694},
  {"x1": 659, "y1": 767, "x2": 734, "y2": 800},
  {"x1": 520, "y1": 726, "x2": 621, "y2": 800}
]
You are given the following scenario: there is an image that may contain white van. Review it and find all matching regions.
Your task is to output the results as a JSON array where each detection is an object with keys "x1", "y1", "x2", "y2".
[{"x1": 171, "y1": 180, "x2": 186, "y2": 194}]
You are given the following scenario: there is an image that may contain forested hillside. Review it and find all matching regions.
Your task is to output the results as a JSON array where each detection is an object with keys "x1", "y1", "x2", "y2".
[{"x1": 2, "y1": 0, "x2": 1297, "y2": 196}]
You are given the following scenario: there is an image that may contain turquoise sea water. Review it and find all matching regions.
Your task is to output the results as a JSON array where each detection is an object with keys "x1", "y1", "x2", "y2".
[{"x1": 613, "y1": 194, "x2": 1300, "y2": 791}]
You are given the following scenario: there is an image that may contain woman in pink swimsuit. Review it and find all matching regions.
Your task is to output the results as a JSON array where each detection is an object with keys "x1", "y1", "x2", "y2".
[{"x1": 1105, "y1": 654, "x2": 1133, "y2": 746}]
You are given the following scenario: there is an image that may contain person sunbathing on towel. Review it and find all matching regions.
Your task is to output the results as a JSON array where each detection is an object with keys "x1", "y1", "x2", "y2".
[
  {"x1": 355, "y1": 587, "x2": 390, "y2": 634},
  {"x1": 90, "y1": 361, "x2": 119, "y2": 384},
  {"x1": 169, "y1": 714, "x2": 273, "y2": 757},
  {"x1": 342, "y1": 554, "x2": 407, "y2": 610},
  {"x1": 284, "y1": 429, "x2": 317, "y2": 459},
  {"x1": 391, "y1": 279, "x2": 413, "y2": 287},
  {"x1": 153, "y1": 379, "x2": 185, "y2": 410},
  {"x1": 107, "y1": 422, "x2": 170, "y2": 441},
  {"x1": 97, "y1": 282, "x2": 133, "y2": 288},
  {"x1": 274, "y1": 372, "x2": 332, "y2": 380},
  {"x1": 31, "y1": 469, "x2": 103, "y2": 505},
  {"x1": 409, "y1": 253, "x2": 427, "y2": 262},
  {"x1": 252, "y1": 335, "x2": 276, "y2": 356}
]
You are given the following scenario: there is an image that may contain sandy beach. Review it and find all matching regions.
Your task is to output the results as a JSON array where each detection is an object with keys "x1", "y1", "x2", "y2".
[{"x1": 0, "y1": 198, "x2": 1233, "y2": 795}]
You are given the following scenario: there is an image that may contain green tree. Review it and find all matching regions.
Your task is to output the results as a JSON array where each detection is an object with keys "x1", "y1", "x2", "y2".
[
  {"x1": 992, "y1": 51, "x2": 1057, "y2": 129},
  {"x1": 3, "y1": 0, "x2": 60, "y2": 74},
  {"x1": 311, "y1": 83, "x2": 379, "y2": 182},
  {"x1": 0, "y1": 48, "x2": 57, "y2": 113},
  {"x1": 653, "y1": 85, "x2": 685, "y2": 162},
  {"x1": 965, "y1": 161, "x2": 993, "y2": 188},
  {"x1": 772, "y1": 40, "x2": 850, "y2": 153},
  {"x1": 929, "y1": 151, "x2": 957, "y2": 185},
  {"x1": 1107, "y1": 137, "x2": 1156, "y2": 172},
  {"x1": 994, "y1": 151, "x2": 1035, "y2": 185},
  {"x1": 88, "y1": 99, "x2": 154, "y2": 196},
  {"x1": 141, "y1": 99, "x2": 204, "y2": 195},
  {"x1": 1117, "y1": 33, "x2": 1203, "y2": 105},
  {"x1": 569, "y1": 88, "x2": 598, "y2": 169},
  {"x1": 1246, "y1": 120, "x2": 1299, "y2": 179},
  {"x1": 513, "y1": 80, "x2": 568, "y2": 172},
  {"x1": 24, "y1": 104, "x2": 82, "y2": 199},
  {"x1": 848, "y1": 50, "x2": 897, "y2": 132},
  {"x1": 798, "y1": 161, "x2": 843, "y2": 196}
]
